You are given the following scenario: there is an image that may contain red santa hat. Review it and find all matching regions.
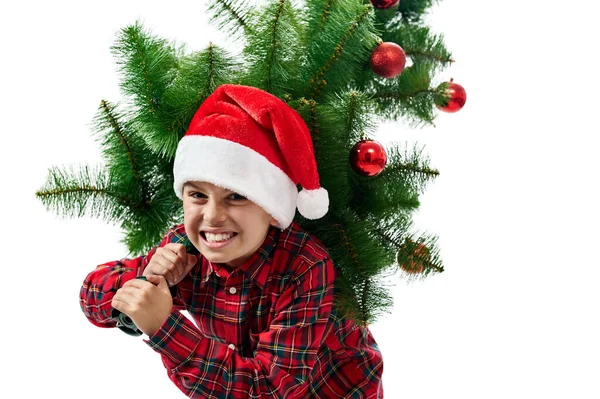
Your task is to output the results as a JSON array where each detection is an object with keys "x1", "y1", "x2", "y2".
[{"x1": 173, "y1": 84, "x2": 329, "y2": 229}]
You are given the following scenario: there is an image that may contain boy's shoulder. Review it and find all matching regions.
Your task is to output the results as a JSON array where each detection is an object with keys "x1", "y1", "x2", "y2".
[
  {"x1": 275, "y1": 222, "x2": 331, "y2": 266},
  {"x1": 268, "y1": 222, "x2": 335, "y2": 286},
  {"x1": 166, "y1": 223, "x2": 186, "y2": 237},
  {"x1": 161, "y1": 223, "x2": 199, "y2": 254}
]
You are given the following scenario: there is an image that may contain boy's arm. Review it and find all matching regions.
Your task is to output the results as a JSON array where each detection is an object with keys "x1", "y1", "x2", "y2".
[
  {"x1": 79, "y1": 255, "x2": 150, "y2": 328},
  {"x1": 79, "y1": 227, "x2": 187, "y2": 328},
  {"x1": 144, "y1": 258, "x2": 337, "y2": 399}
]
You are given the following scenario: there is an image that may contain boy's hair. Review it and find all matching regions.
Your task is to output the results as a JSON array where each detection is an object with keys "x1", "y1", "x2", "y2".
[{"x1": 173, "y1": 84, "x2": 328, "y2": 229}]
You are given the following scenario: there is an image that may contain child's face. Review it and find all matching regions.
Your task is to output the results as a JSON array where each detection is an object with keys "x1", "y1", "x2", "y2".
[{"x1": 182, "y1": 181, "x2": 278, "y2": 269}]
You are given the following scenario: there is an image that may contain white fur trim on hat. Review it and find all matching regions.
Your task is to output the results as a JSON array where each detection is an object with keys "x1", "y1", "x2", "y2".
[
  {"x1": 173, "y1": 135, "x2": 298, "y2": 229},
  {"x1": 297, "y1": 188, "x2": 329, "y2": 220}
]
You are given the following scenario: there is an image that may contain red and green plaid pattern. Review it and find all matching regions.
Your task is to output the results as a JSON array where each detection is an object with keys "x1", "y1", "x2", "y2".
[{"x1": 80, "y1": 223, "x2": 384, "y2": 398}]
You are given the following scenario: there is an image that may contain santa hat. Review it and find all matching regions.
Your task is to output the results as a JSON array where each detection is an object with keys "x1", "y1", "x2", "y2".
[{"x1": 173, "y1": 84, "x2": 329, "y2": 229}]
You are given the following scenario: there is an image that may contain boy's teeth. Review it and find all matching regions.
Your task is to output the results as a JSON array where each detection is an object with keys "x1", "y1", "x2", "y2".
[{"x1": 205, "y1": 232, "x2": 234, "y2": 242}]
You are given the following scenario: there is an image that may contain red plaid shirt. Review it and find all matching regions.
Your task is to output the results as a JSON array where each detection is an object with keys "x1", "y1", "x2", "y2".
[{"x1": 80, "y1": 222, "x2": 384, "y2": 398}]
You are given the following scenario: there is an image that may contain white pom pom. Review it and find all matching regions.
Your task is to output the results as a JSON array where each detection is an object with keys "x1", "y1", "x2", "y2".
[{"x1": 297, "y1": 187, "x2": 329, "y2": 219}]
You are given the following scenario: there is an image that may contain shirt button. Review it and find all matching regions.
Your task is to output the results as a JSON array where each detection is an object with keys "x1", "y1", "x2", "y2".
[
  {"x1": 228, "y1": 343, "x2": 236, "y2": 350},
  {"x1": 229, "y1": 287, "x2": 237, "y2": 294}
]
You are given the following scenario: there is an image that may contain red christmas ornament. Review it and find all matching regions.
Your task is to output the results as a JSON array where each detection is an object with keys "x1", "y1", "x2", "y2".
[
  {"x1": 370, "y1": 0, "x2": 400, "y2": 9},
  {"x1": 399, "y1": 241, "x2": 430, "y2": 274},
  {"x1": 436, "y1": 79, "x2": 467, "y2": 113},
  {"x1": 350, "y1": 139, "x2": 387, "y2": 177},
  {"x1": 370, "y1": 42, "x2": 406, "y2": 79}
]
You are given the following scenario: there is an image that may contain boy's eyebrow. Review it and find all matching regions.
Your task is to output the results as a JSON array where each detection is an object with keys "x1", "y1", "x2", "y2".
[
  {"x1": 183, "y1": 182, "x2": 202, "y2": 190},
  {"x1": 183, "y1": 182, "x2": 235, "y2": 194}
]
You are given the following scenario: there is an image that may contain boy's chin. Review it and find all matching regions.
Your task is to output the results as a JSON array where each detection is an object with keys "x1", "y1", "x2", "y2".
[{"x1": 201, "y1": 251, "x2": 238, "y2": 266}]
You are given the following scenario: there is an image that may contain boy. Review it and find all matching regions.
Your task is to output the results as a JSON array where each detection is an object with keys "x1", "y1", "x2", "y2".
[{"x1": 80, "y1": 84, "x2": 384, "y2": 398}]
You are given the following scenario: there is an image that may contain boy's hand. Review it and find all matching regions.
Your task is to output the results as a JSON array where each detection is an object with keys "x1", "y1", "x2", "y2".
[
  {"x1": 143, "y1": 243, "x2": 198, "y2": 286},
  {"x1": 112, "y1": 275, "x2": 172, "y2": 337}
]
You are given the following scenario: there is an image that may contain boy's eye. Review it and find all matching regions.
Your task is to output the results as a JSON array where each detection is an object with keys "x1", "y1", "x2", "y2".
[
  {"x1": 188, "y1": 192, "x2": 246, "y2": 201},
  {"x1": 190, "y1": 192, "x2": 207, "y2": 199},
  {"x1": 229, "y1": 193, "x2": 247, "y2": 201}
]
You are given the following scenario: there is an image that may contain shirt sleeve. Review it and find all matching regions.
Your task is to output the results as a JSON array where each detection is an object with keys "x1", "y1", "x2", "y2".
[
  {"x1": 79, "y1": 228, "x2": 186, "y2": 328},
  {"x1": 144, "y1": 258, "x2": 335, "y2": 399}
]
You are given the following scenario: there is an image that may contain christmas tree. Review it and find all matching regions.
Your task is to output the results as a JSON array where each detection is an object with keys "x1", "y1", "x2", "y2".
[{"x1": 35, "y1": 0, "x2": 464, "y2": 326}]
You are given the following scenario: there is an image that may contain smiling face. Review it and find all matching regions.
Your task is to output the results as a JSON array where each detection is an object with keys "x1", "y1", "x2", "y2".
[{"x1": 182, "y1": 181, "x2": 278, "y2": 270}]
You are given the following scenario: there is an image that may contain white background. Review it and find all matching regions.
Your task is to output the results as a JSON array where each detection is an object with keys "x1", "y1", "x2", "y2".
[{"x1": 1, "y1": 0, "x2": 599, "y2": 397}]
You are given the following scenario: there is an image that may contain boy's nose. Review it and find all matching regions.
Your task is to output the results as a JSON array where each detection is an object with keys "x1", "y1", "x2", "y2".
[{"x1": 203, "y1": 201, "x2": 228, "y2": 224}]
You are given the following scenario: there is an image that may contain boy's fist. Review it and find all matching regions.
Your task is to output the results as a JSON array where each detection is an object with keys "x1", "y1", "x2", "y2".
[
  {"x1": 112, "y1": 275, "x2": 173, "y2": 337},
  {"x1": 143, "y1": 243, "x2": 198, "y2": 286}
]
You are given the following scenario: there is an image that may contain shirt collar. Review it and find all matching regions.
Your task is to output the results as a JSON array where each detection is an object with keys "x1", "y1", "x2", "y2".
[{"x1": 198, "y1": 226, "x2": 280, "y2": 289}]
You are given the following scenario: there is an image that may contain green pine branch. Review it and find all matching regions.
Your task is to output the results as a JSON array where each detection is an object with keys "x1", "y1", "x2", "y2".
[
  {"x1": 375, "y1": 143, "x2": 440, "y2": 195},
  {"x1": 112, "y1": 22, "x2": 180, "y2": 158},
  {"x1": 208, "y1": 0, "x2": 253, "y2": 38},
  {"x1": 373, "y1": 217, "x2": 444, "y2": 277},
  {"x1": 294, "y1": 89, "x2": 378, "y2": 214},
  {"x1": 120, "y1": 183, "x2": 182, "y2": 255},
  {"x1": 306, "y1": 4, "x2": 378, "y2": 100},
  {"x1": 240, "y1": 0, "x2": 303, "y2": 96},
  {"x1": 356, "y1": 274, "x2": 394, "y2": 325},
  {"x1": 293, "y1": 86, "x2": 433, "y2": 321},
  {"x1": 396, "y1": 0, "x2": 441, "y2": 23},
  {"x1": 384, "y1": 23, "x2": 453, "y2": 68},
  {"x1": 366, "y1": 62, "x2": 446, "y2": 125},
  {"x1": 396, "y1": 234, "x2": 445, "y2": 277},
  {"x1": 35, "y1": 164, "x2": 130, "y2": 223},
  {"x1": 161, "y1": 42, "x2": 242, "y2": 137},
  {"x1": 94, "y1": 100, "x2": 146, "y2": 199},
  {"x1": 312, "y1": 0, "x2": 337, "y2": 30},
  {"x1": 304, "y1": 214, "x2": 394, "y2": 324}
]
